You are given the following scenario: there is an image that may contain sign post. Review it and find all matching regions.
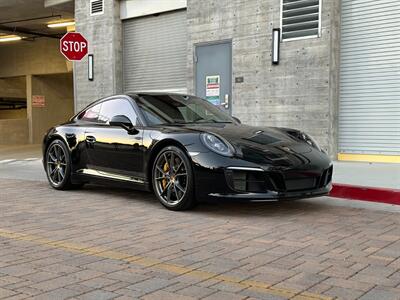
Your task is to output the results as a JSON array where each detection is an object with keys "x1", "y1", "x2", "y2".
[{"x1": 60, "y1": 32, "x2": 88, "y2": 61}]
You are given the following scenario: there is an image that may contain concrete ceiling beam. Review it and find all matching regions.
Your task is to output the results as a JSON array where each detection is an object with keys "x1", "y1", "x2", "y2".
[{"x1": 44, "y1": 0, "x2": 73, "y2": 8}]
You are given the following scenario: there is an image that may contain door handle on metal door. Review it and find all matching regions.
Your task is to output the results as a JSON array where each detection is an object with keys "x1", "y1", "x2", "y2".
[
  {"x1": 220, "y1": 94, "x2": 229, "y2": 109},
  {"x1": 86, "y1": 135, "x2": 96, "y2": 143}
]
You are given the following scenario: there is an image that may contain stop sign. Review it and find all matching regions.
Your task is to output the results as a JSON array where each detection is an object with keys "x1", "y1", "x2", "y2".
[{"x1": 60, "y1": 32, "x2": 88, "y2": 61}]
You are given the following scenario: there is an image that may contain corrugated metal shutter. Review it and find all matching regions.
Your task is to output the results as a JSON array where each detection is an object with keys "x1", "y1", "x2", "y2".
[
  {"x1": 122, "y1": 10, "x2": 187, "y2": 93},
  {"x1": 339, "y1": 0, "x2": 400, "y2": 155}
]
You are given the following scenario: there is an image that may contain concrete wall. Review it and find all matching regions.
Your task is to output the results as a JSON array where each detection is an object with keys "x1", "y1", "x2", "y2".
[
  {"x1": 0, "y1": 119, "x2": 28, "y2": 144},
  {"x1": 186, "y1": 0, "x2": 341, "y2": 157},
  {"x1": 30, "y1": 73, "x2": 74, "y2": 143},
  {"x1": 0, "y1": 38, "x2": 71, "y2": 78},
  {"x1": 120, "y1": 0, "x2": 187, "y2": 19},
  {"x1": 0, "y1": 109, "x2": 27, "y2": 119},
  {"x1": 0, "y1": 76, "x2": 26, "y2": 98},
  {"x1": 0, "y1": 76, "x2": 27, "y2": 120},
  {"x1": 0, "y1": 76, "x2": 27, "y2": 139},
  {"x1": 74, "y1": 0, "x2": 122, "y2": 111}
]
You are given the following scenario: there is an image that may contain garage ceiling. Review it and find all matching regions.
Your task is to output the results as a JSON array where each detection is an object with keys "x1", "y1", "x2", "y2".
[{"x1": 0, "y1": 0, "x2": 74, "y2": 40}]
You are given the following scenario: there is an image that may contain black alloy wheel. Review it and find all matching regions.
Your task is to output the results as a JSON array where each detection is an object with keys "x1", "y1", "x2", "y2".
[
  {"x1": 152, "y1": 146, "x2": 195, "y2": 210},
  {"x1": 45, "y1": 140, "x2": 81, "y2": 190}
]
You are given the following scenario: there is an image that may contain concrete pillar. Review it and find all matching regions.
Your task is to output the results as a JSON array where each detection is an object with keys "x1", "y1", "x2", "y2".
[
  {"x1": 74, "y1": 0, "x2": 122, "y2": 111},
  {"x1": 26, "y1": 74, "x2": 33, "y2": 144},
  {"x1": 328, "y1": 0, "x2": 342, "y2": 159}
]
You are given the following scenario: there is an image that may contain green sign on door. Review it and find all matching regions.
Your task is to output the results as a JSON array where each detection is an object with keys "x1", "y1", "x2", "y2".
[{"x1": 205, "y1": 75, "x2": 220, "y2": 105}]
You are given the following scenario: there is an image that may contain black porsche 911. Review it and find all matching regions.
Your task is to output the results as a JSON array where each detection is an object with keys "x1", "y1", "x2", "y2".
[{"x1": 43, "y1": 93, "x2": 333, "y2": 210}]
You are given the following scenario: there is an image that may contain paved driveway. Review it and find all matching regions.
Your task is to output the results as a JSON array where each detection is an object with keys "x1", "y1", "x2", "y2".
[
  {"x1": 1, "y1": 178, "x2": 400, "y2": 300},
  {"x1": 0, "y1": 146, "x2": 400, "y2": 300}
]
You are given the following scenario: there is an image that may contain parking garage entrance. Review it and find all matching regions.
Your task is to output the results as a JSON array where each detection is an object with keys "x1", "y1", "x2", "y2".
[{"x1": 0, "y1": 0, "x2": 75, "y2": 145}]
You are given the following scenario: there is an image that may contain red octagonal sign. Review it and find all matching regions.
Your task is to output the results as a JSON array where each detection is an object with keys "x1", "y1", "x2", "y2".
[{"x1": 60, "y1": 32, "x2": 88, "y2": 61}]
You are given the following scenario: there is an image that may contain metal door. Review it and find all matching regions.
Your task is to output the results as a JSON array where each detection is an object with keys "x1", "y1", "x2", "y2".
[{"x1": 195, "y1": 42, "x2": 232, "y2": 114}]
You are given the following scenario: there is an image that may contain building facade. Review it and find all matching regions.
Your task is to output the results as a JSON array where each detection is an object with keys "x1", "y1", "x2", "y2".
[{"x1": 73, "y1": 0, "x2": 399, "y2": 162}]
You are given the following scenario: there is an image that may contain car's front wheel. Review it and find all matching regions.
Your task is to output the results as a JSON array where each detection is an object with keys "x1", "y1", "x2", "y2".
[
  {"x1": 45, "y1": 139, "x2": 81, "y2": 190},
  {"x1": 152, "y1": 146, "x2": 195, "y2": 211}
]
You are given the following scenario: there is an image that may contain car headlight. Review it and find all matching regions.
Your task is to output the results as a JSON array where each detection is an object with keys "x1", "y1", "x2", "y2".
[{"x1": 200, "y1": 133, "x2": 234, "y2": 156}]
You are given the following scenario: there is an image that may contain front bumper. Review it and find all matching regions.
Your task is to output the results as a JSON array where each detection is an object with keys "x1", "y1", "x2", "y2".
[
  {"x1": 191, "y1": 151, "x2": 333, "y2": 202},
  {"x1": 208, "y1": 185, "x2": 332, "y2": 201}
]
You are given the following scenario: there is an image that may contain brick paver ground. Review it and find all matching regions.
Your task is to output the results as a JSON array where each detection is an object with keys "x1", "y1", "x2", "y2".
[{"x1": 1, "y1": 178, "x2": 400, "y2": 300}]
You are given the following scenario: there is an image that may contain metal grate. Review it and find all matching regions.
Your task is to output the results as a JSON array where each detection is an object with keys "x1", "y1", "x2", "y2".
[
  {"x1": 281, "y1": 0, "x2": 320, "y2": 41},
  {"x1": 90, "y1": 0, "x2": 104, "y2": 16}
]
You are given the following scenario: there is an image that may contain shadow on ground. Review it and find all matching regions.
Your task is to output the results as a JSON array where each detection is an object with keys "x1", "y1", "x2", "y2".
[{"x1": 47, "y1": 182, "x2": 331, "y2": 218}]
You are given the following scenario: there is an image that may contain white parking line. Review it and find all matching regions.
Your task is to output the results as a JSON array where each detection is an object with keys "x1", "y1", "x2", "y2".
[
  {"x1": 0, "y1": 159, "x2": 17, "y2": 164},
  {"x1": 0, "y1": 158, "x2": 40, "y2": 164}
]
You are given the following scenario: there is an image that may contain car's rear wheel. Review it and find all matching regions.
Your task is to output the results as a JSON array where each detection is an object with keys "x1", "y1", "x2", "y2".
[
  {"x1": 45, "y1": 140, "x2": 82, "y2": 190},
  {"x1": 152, "y1": 146, "x2": 195, "y2": 211}
]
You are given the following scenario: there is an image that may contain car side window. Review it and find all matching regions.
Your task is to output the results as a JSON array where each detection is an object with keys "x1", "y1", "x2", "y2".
[
  {"x1": 79, "y1": 103, "x2": 102, "y2": 123},
  {"x1": 98, "y1": 99, "x2": 138, "y2": 125}
]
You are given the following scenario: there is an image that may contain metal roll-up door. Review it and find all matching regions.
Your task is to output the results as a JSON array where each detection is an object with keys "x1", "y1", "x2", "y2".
[
  {"x1": 123, "y1": 10, "x2": 187, "y2": 93},
  {"x1": 339, "y1": 0, "x2": 400, "y2": 155}
]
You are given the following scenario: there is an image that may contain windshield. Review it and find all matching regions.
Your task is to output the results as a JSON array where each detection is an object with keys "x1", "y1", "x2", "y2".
[{"x1": 135, "y1": 94, "x2": 234, "y2": 125}]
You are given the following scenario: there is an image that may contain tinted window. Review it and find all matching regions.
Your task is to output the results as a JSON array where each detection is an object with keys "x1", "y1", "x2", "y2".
[
  {"x1": 80, "y1": 103, "x2": 101, "y2": 122},
  {"x1": 136, "y1": 95, "x2": 234, "y2": 125},
  {"x1": 98, "y1": 99, "x2": 138, "y2": 125}
]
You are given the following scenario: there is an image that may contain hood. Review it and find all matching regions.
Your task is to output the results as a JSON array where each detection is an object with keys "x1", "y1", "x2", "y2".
[{"x1": 185, "y1": 123, "x2": 320, "y2": 167}]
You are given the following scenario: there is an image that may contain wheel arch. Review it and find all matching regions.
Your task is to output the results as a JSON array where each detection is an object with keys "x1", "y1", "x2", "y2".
[{"x1": 44, "y1": 134, "x2": 70, "y2": 156}]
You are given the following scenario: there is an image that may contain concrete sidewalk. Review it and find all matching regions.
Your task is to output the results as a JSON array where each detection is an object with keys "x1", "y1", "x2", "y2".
[
  {"x1": 332, "y1": 161, "x2": 399, "y2": 205},
  {"x1": 333, "y1": 161, "x2": 400, "y2": 190}
]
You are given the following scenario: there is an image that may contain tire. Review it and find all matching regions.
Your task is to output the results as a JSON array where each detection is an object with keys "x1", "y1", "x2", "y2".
[
  {"x1": 45, "y1": 139, "x2": 82, "y2": 190},
  {"x1": 152, "y1": 146, "x2": 196, "y2": 211}
]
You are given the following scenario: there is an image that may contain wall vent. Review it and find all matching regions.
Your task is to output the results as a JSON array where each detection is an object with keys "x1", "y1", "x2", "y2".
[
  {"x1": 281, "y1": 0, "x2": 321, "y2": 41},
  {"x1": 90, "y1": 0, "x2": 104, "y2": 16}
]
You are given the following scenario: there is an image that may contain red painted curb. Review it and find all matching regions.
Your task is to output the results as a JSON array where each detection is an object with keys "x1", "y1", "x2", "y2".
[{"x1": 330, "y1": 183, "x2": 400, "y2": 205}]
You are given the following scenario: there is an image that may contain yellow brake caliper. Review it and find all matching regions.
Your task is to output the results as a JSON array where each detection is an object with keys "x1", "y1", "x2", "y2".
[{"x1": 162, "y1": 162, "x2": 169, "y2": 189}]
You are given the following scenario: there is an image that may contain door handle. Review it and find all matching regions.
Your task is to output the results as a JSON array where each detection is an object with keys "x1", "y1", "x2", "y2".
[
  {"x1": 220, "y1": 94, "x2": 229, "y2": 109},
  {"x1": 86, "y1": 135, "x2": 96, "y2": 143}
]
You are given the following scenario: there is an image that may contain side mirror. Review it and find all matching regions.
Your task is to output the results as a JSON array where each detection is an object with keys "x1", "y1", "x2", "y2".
[
  {"x1": 232, "y1": 116, "x2": 241, "y2": 124},
  {"x1": 109, "y1": 115, "x2": 138, "y2": 134}
]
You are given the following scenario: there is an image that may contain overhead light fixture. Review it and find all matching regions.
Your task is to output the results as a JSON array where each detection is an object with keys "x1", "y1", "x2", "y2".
[
  {"x1": 0, "y1": 35, "x2": 22, "y2": 42},
  {"x1": 47, "y1": 21, "x2": 75, "y2": 28}
]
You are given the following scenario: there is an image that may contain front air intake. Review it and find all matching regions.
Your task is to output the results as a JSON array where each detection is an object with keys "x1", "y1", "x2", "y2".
[{"x1": 225, "y1": 170, "x2": 278, "y2": 193}]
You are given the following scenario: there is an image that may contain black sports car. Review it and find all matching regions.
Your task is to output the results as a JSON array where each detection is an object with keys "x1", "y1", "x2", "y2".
[{"x1": 43, "y1": 93, "x2": 333, "y2": 210}]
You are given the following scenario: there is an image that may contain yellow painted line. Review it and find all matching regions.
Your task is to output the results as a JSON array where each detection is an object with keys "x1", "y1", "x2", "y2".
[
  {"x1": 338, "y1": 153, "x2": 400, "y2": 164},
  {"x1": 0, "y1": 228, "x2": 332, "y2": 300}
]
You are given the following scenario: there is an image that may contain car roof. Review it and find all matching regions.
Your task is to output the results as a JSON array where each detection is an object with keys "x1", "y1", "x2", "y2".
[{"x1": 127, "y1": 91, "x2": 192, "y2": 98}]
